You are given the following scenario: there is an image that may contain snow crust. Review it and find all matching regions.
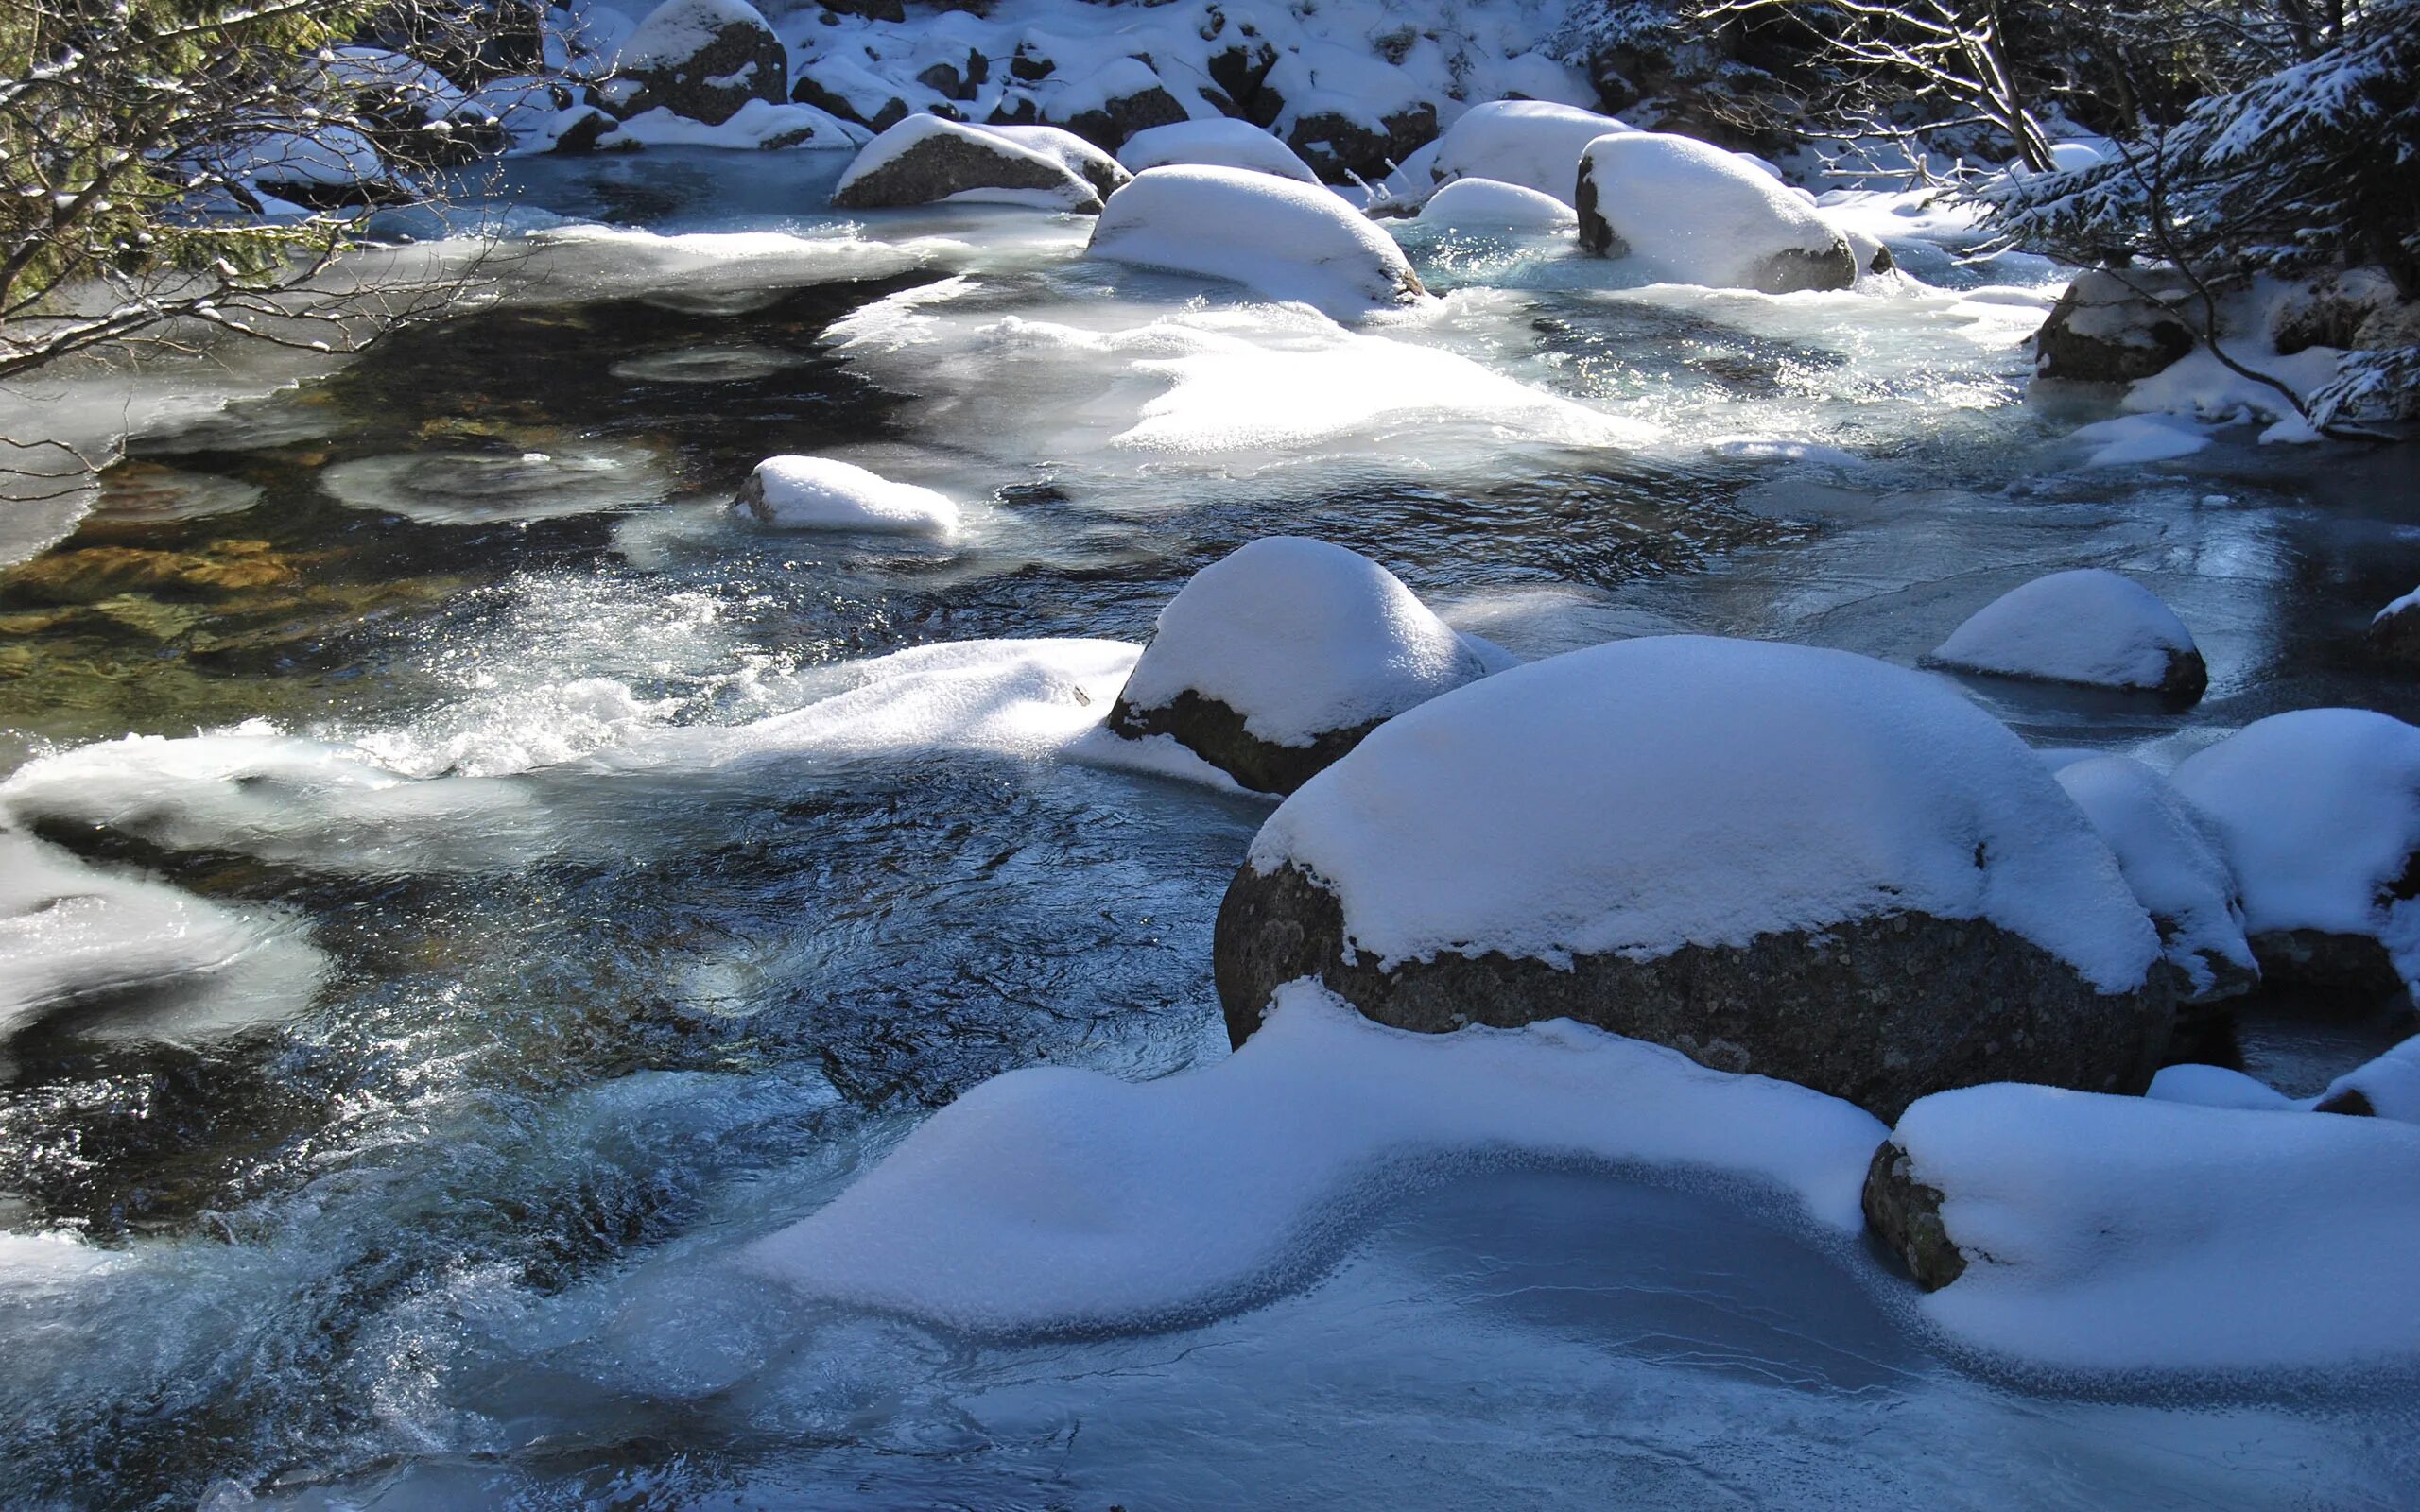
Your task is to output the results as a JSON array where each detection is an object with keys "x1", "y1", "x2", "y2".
[
  {"x1": 1116, "y1": 120, "x2": 1321, "y2": 183},
  {"x1": 737, "y1": 455, "x2": 959, "y2": 537},
  {"x1": 1895, "y1": 1082, "x2": 2420, "y2": 1370},
  {"x1": 1087, "y1": 165, "x2": 1424, "y2": 318},
  {"x1": 1928, "y1": 569, "x2": 2200, "y2": 689},
  {"x1": 1578, "y1": 132, "x2": 1847, "y2": 290},
  {"x1": 2171, "y1": 709, "x2": 2420, "y2": 965},
  {"x1": 1415, "y1": 177, "x2": 1575, "y2": 231},
  {"x1": 742, "y1": 981, "x2": 1887, "y2": 1333},
  {"x1": 2053, "y1": 756, "x2": 2252, "y2": 992},
  {"x1": 1116, "y1": 538, "x2": 1490, "y2": 744},
  {"x1": 1248, "y1": 635, "x2": 2160, "y2": 989},
  {"x1": 1427, "y1": 100, "x2": 1631, "y2": 203}
]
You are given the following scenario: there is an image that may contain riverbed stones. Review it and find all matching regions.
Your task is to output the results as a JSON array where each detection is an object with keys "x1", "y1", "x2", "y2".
[{"x1": 1212, "y1": 636, "x2": 2171, "y2": 1122}]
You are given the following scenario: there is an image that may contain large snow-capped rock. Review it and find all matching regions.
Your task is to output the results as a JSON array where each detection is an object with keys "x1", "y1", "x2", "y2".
[
  {"x1": 1415, "y1": 177, "x2": 1575, "y2": 231},
  {"x1": 1215, "y1": 635, "x2": 2169, "y2": 1120},
  {"x1": 1861, "y1": 1082, "x2": 2420, "y2": 1370},
  {"x1": 1115, "y1": 119, "x2": 1322, "y2": 184},
  {"x1": 735, "y1": 455, "x2": 959, "y2": 537},
  {"x1": 2032, "y1": 268, "x2": 2198, "y2": 383},
  {"x1": 1086, "y1": 165, "x2": 1426, "y2": 318},
  {"x1": 831, "y1": 114, "x2": 1103, "y2": 213},
  {"x1": 2053, "y1": 755, "x2": 2256, "y2": 1012},
  {"x1": 608, "y1": 0, "x2": 787, "y2": 127},
  {"x1": 1024, "y1": 57, "x2": 1188, "y2": 150},
  {"x1": 1927, "y1": 568, "x2": 2207, "y2": 698},
  {"x1": 1105, "y1": 538, "x2": 1499, "y2": 795},
  {"x1": 1426, "y1": 99, "x2": 1631, "y2": 204},
  {"x1": 979, "y1": 123, "x2": 1130, "y2": 200},
  {"x1": 1575, "y1": 132, "x2": 1856, "y2": 294},
  {"x1": 2317, "y1": 1035, "x2": 2420, "y2": 1120},
  {"x1": 2172, "y1": 708, "x2": 2420, "y2": 1005}
]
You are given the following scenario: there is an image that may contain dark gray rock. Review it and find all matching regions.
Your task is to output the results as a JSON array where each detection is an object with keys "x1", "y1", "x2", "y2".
[
  {"x1": 544, "y1": 103, "x2": 617, "y2": 154},
  {"x1": 1862, "y1": 1139, "x2": 1967, "y2": 1289},
  {"x1": 1213, "y1": 862, "x2": 2172, "y2": 1122},
  {"x1": 1060, "y1": 72, "x2": 1189, "y2": 150},
  {"x1": 2370, "y1": 594, "x2": 2420, "y2": 666},
  {"x1": 611, "y1": 0, "x2": 787, "y2": 127},
  {"x1": 2246, "y1": 927, "x2": 2411, "y2": 1012},
  {"x1": 831, "y1": 117, "x2": 1103, "y2": 213},
  {"x1": 790, "y1": 73, "x2": 908, "y2": 132},
  {"x1": 2032, "y1": 268, "x2": 2199, "y2": 384},
  {"x1": 1107, "y1": 689, "x2": 1381, "y2": 797}
]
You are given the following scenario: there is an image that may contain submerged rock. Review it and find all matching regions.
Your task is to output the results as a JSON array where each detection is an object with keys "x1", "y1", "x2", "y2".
[
  {"x1": 2173, "y1": 708, "x2": 2420, "y2": 1011},
  {"x1": 832, "y1": 115, "x2": 1103, "y2": 212},
  {"x1": 2032, "y1": 268, "x2": 2198, "y2": 383},
  {"x1": 608, "y1": 0, "x2": 788, "y2": 127},
  {"x1": 1214, "y1": 636, "x2": 2169, "y2": 1121},
  {"x1": 1, "y1": 541, "x2": 300, "y2": 605},
  {"x1": 1928, "y1": 568, "x2": 2207, "y2": 699},
  {"x1": 1575, "y1": 131, "x2": 1856, "y2": 294},
  {"x1": 1104, "y1": 538, "x2": 1496, "y2": 795}
]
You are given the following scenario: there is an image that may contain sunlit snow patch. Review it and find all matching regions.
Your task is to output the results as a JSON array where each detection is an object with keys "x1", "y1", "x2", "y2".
[{"x1": 742, "y1": 981, "x2": 1886, "y2": 1334}]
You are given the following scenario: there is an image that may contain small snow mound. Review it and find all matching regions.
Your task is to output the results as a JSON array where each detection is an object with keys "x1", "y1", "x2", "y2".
[
  {"x1": 1426, "y1": 99, "x2": 1631, "y2": 204},
  {"x1": 1087, "y1": 165, "x2": 1426, "y2": 318},
  {"x1": 741, "y1": 981, "x2": 1885, "y2": 1334},
  {"x1": 735, "y1": 455, "x2": 959, "y2": 538},
  {"x1": 1248, "y1": 635, "x2": 2159, "y2": 989},
  {"x1": 1415, "y1": 177, "x2": 1575, "y2": 231},
  {"x1": 1891, "y1": 1082, "x2": 2420, "y2": 1370},
  {"x1": 2320, "y1": 1036, "x2": 2420, "y2": 1122},
  {"x1": 1577, "y1": 132, "x2": 1853, "y2": 293},
  {"x1": 1116, "y1": 119, "x2": 1321, "y2": 183},
  {"x1": 2171, "y1": 708, "x2": 2420, "y2": 958},
  {"x1": 1116, "y1": 538, "x2": 1483, "y2": 745},
  {"x1": 2054, "y1": 756, "x2": 2253, "y2": 994},
  {"x1": 1928, "y1": 568, "x2": 2204, "y2": 695}
]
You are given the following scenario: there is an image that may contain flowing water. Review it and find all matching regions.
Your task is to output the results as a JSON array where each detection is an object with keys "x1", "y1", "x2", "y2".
[{"x1": 2, "y1": 149, "x2": 2417, "y2": 1509}]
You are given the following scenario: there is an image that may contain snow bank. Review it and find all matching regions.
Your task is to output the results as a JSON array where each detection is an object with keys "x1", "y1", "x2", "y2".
[
  {"x1": 1426, "y1": 100, "x2": 1630, "y2": 203},
  {"x1": 1087, "y1": 165, "x2": 1426, "y2": 318},
  {"x1": 735, "y1": 455, "x2": 959, "y2": 537},
  {"x1": 2171, "y1": 708, "x2": 2420, "y2": 966},
  {"x1": 1115, "y1": 538, "x2": 1489, "y2": 745},
  {"x1": 1415, "y1": 177, "x2": 1575, "y2": 231},
  {"x1": 1927, "y1": 569, "x2": 2204, "y2": 694},
  {"x1": 1576, "y1": 132, "x2": 1853, "y2": 293},
  {"x1": 1116, "y1": 119, "x2": 1321, "y2": 183},
  {"x1": 743, "y1": 981, "x2": 1886, "y2": 1333},
  {"x1": 1247, "y1": 635, "x2": 2159, "y2": 990},
  {"x1": 2053, "y1": 756, "x2": 2253, "y2": 994},
  {"x1": 1893, "y1": 1082, "x2": 2420, "y2": 1370},
  {"x1": 0, "y1": 830, "x2": 327, "y2": 1040}
]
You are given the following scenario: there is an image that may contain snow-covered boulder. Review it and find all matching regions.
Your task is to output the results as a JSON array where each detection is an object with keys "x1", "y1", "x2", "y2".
[
  {"x1": 2032, "y1": 268, "x2": 2197, "y2": 384},
  {"x1": 979, "y1": 124, "x2": 1131, "y2": 200},
  {"x1": 1214, "y1": 636, "x2": 2169, "y2": 1120},
  {"x1": 1087, "y1": 165, "x2": 1426, "y2": 318},
  {"x1": 325, "y1": 47, "x2": 502, "y2": 167},
  {"x1": 2173, "y1": 709, "x2": 2420, "y2": 1005},
  {"x1": 1927, "y1": 569, "x2": 2207, "y2": 698},
  {"x1": 2317, "y1": 1035, "x2": 2420, "y2": 1120},
  {"x1": 832, "y1": 115, "x2": 1102, "y2": 213},
  {"x1": 2370, "y1": 585, "x2": 2420, "y2": 665},
  {"x1": 1115, "y1": 119, "x2": 1322, "y2": 184},
  {"x1": 735, "y1": 456, "x2": 958, "y2": 537},
  {"x1": 1426, "y1": 99, "x2": 1631, "y2": 204},
  {"x1": 1105, "y1": 539, "x2": 1499, "y2": 795},
  {"x1": 1041, "y1": 58, "x2": 1188, "y2": 150},
  {"x1": 608, "y1": 0, "x2": 787, "y2": 127},
  {"x1": 2054, "y1": 755, "x2": 2256, "y2": 1014},
  {"x1": 1415, "y1": 177, "x2": 1575, "y2": 232},
  {"x1": 1575, "y1": 132, "x2": 1857, "y2": 294},
  {"x1": 1860, "y1": 1083, "x2": 2420, "y2": 1371}
]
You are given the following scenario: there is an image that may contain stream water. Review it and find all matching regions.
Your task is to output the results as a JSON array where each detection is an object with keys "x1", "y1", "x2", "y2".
[{"x1": 2, "y1": 150, "x2": 2417, "y2": 1509}]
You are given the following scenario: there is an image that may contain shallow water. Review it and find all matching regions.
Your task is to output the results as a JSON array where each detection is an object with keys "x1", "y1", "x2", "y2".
[{"x1": 2, "y1": 148, "x2": 2417, "y2": 1509}]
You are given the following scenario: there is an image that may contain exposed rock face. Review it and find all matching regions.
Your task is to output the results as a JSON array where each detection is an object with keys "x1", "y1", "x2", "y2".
[
  {"x1": 1862, "y1": 1139, "x2": 1966, "y2": 1289},
  {"x1": 1284, "y1": 103, "x2": 1436, "y2": 180},
  {"x1": 2032, "y1": 268, "x2": 2199, "y2": 383},
  {"x1": 2246, "y1": 928, "x2": 2411, "y2": 1009},
  {"x1": 2272, "y1": 267, "x2": 2420, "y2": 355},
  {"x1": 1109, "y1": 691, "x2": 1383, "y2": 797},
  {"x1": 610, "y1": 0, "x2": 788, "y2": 127},
  {"x1": 1213, "y1": 863, "x2": 2172, "y2": 1122},
  {"x1": 831, "y1": 116, "x2": 1103, "y2": 212},
  {"x1": 1060, "y1": 66, "x2": 1190, "y2": 150}
]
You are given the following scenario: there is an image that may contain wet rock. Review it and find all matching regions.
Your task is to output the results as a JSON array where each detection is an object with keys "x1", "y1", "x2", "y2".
[
  {"x1": 832, "y1": 115, "x2": 1103, "y2": 213},
  {"x1": 1928, "y1": 569, "x2": 2207, "y2": 699},
  {"x1": 1862, "y1": 1138, "x2": 1966, "y2": 1289},
  {"x1": 87, "y1": 464, "x2": 264, "y2": 528},
  {"x1": 609, "y1": 0, "x2": 788, "y2": 127},
  {"x1": 2032, "y1": 268, "x2": 2198, "y2": 384}
]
